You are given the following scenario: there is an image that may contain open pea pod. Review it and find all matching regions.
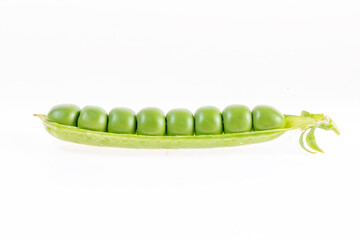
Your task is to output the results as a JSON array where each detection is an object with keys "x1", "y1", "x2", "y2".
[{"x1": 35, "y1": 111, "x2": 339, "y2": 153}]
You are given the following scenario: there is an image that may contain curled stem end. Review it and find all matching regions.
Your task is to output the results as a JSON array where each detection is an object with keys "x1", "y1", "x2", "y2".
[{"x1": 298, "y1": 111, "x2": 340, "y2": 154}]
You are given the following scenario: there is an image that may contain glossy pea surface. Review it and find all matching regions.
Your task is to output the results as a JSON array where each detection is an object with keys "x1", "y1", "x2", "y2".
[
  {"x1": 166, "y1": 108, "x2": 194, "y2": 136},
  {"x1": 108, "y1": 107, "x2": 136, "y2": 134},
  {"x1": 77, "y1": 106, "x2": 108, "y2": 132},
  {"x1": 252, "y1": 105, "x2": 285, "y2": 131},
  {"x1": 47, "y1": 104, "x2": 80, "y2": 126},
  {"x1": 195, "y1": 106, "x2": 223, "y2": 135},
  {"x1": 222, "y1": 104, "x2": 252, "y2": 133},
  {"x1": 137, "y1": 107, "x2": 166, "y2": 136}
]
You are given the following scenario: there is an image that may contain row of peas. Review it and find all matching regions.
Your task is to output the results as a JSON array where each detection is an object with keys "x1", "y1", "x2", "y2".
[{"x1": 46, "y1": 104, "x2": 285, "y2": 136}]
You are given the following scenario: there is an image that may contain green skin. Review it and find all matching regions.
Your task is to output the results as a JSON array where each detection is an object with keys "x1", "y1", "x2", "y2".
[
  {"x1": 222, "y1": 105, "x2": 252, "y2": 133},
  {"x1": 252, "y1": 105, "x2": 285, "y2": 131},
  {"x1": 47, "y1": 104, "x2": 80, "y2": 126},
  {"x1": 137, "y1": 107, "x2": 166, "y2": 136},
  {"x1": 194, "y1": 106, "x2": 223, "y2": 135},
  {"x1": 108, "y1": 107, "x2": 136, "y2": 134},
  {"x1": 166, "y1": 109, "x2": 194, "y2": 136},
  {"x1": 37, "y1": 105, "x2": 340, "y2": 153},
  {"x1": 77, "y1": 106, "x2": 108, "y2": 132}
]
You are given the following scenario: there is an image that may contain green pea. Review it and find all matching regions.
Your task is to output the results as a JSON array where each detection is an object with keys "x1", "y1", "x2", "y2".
[
  {"x1": 108, "y1": 107, "x2": 136, "y2": 134},
  {"x1": 137, "y1": 107, "x2": 166, "y2": 136},
  {"x1": 252, "y1": 105, "x2": 285, "y2": 131},
  {"x1": 166, "y1": 108, "x2": 194, "y2": 136},
  {"x1": 47, "y1": 104, "x2": 80, "y2": 126},
  {"x1": 195, "y1": 106, "x2": 223, "y2": 135},
  {"x1": 222, "y1": 105, "x2": 252, "y2": 133},
  {"x1": 77, "y1": 106, "x2": 108, "y2": 132}
]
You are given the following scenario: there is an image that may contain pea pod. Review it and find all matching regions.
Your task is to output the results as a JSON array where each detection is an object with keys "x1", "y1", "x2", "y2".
[{"x1": 34, "y1": 108, "x2": 339, "y2": 153}]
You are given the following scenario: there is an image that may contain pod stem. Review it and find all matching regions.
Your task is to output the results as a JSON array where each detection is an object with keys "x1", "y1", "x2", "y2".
[{"x1": 299, "y1": 111, "x2": 340, "y2": 153}]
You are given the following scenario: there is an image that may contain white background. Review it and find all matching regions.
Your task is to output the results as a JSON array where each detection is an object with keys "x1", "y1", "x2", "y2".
[{"x1": 0, "y1": 0, "x2": 359, "y2": 239}]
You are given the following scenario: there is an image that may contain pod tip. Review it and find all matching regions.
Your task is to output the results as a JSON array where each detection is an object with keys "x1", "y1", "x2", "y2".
[{"x1": 34, "y1": 114, "x2": 46, "y2": 121}]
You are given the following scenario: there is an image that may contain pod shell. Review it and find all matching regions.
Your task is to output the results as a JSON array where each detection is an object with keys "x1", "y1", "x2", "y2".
[{"x1": 37, "y1": 114, "x2": 320, "y2": 149}]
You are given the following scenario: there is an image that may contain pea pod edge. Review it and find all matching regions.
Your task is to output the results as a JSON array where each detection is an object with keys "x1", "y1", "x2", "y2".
[{"x1": 34, "y1": 111, "x2": 339, "y2": 153}]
